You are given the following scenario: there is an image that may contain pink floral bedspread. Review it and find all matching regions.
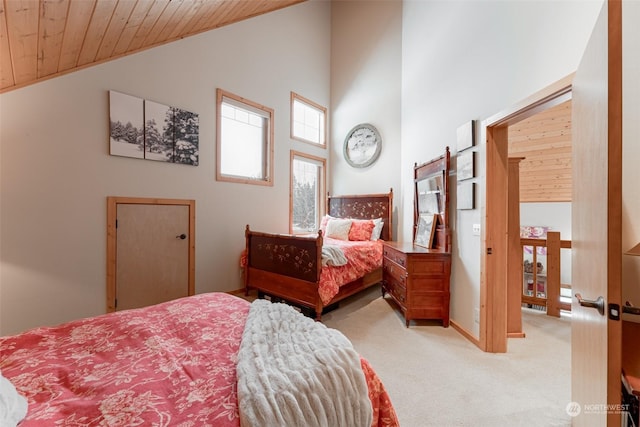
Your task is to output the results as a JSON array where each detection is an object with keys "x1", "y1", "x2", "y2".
[
  {"x1": 0, "y1": 293, "x2": 398, "y2": 427},
  {"x1": 319, "y1": 238, "x2": 384, "y2": 305}
]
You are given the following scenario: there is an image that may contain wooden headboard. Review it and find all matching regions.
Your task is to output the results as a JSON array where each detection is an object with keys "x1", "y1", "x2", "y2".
[{"x1": 327, "y1": 189, "x2": 393, "y2": 241}]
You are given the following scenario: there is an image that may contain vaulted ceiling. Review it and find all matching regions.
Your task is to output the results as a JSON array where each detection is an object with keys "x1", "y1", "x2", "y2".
[{"x1": 0, "y1": 0, "x2": 305, "y2": 93}]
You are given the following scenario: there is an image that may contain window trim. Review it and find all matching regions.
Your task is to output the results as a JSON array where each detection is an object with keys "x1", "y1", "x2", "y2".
[
  {"x1": 216, "y1": 88, "x2": 274, "y2": 186},
  {"x1": 290, "y1": 92, "x2": 327, "y2": 148},
  {"x1": 289, "y1": 150, "x2": 326, "y2": 234}
]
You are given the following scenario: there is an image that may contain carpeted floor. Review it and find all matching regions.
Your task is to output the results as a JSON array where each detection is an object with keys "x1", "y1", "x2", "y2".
[{"x1": 321, "y1": 285, "x2": 572, "y2": 427}]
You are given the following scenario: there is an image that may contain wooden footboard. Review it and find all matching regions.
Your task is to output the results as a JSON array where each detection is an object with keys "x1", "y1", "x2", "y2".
[
  {"x1": 244, "y1": 226, "x2": 326, "y2": 316},
  {"x1": 244, "y1": 226, "x2": 383, "y2": 319}
]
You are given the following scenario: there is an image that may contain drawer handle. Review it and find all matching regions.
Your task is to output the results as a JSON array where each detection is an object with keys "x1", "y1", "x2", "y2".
[{"x1": 398, "y1": 258, "x2": 405, "y2": 266}]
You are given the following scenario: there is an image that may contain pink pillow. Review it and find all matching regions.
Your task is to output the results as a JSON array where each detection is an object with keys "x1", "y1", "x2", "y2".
[{"x1": 348, "y1": 219, "x2": 375, "y2": 241}]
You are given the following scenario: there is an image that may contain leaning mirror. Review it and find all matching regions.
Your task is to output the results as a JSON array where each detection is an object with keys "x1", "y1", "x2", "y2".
[
  {"x1": 415, "y1": 176, "x2": 443, "y2": 248},
  {"x1": 413, "y1": 147, "x2": 450, "y2": 250}
]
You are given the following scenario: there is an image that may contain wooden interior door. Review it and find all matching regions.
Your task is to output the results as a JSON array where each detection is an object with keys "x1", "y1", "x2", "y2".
[
  {"x1": 106, "y1": 197, "x2": 196, "y2": 312},
  {"x1": 571, "y1": 1, "x2": 622, "y2": 425}
]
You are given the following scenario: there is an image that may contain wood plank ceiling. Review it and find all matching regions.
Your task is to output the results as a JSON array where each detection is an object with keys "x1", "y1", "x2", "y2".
[
  {"x1": 508, "y1": 99, "x2": 572, "y2": 203},
  {"x1": 0, "y1": 0, "x2": 305, "y2": 93}
]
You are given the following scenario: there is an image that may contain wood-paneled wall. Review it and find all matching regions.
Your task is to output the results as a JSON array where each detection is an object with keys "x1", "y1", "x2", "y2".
[{"x1": 508, "y1": 100, "x2": 572, "y2": 202}]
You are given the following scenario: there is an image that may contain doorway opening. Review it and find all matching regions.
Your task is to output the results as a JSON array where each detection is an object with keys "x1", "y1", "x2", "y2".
[
  {"x1": 480, "y1": 74, "x2": 573, "y2": 353},
  {"x1": 507, "y1": 99, "x2": 574, "y2": 327}
]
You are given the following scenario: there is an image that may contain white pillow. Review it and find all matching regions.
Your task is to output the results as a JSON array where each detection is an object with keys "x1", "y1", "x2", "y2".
[
  {"x1": 370, "y1": 218, "x2": 384, "y2": 240},
  {"x1": 325, "y1": 218, "x2": 353, "y2": 240},
  {"x1": 0, "y1": 371, "x2": 28, "y2": 426},
  {"x1": 319, "y1": 214, "x2": 334, "y2": 234}
]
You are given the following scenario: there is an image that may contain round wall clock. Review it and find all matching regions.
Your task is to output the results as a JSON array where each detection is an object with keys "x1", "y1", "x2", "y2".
[{"x1": 343, "y1": 123, "x2": 382, "y2": 168}]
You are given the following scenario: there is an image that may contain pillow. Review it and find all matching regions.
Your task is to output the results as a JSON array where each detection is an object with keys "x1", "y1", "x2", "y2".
[
  {"x1": 325, "y1": 218, "x2": 352, "y2": 240},
  {"x1": 0, "y1": 371, "x2": 28, "y2": 426},
  {"x1": 349, "y1": 219, "x2": 375, "y2": 241},
  {"x1": 319, "y1": 215, "x2": 334, "y2": 234},
  {"x1": 370, "y1": 218, "x2": 384, "y2": 241}
]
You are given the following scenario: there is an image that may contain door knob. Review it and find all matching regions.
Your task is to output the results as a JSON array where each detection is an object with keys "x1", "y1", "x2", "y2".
[
  {"x1": 176, "y1": 233, "x2": 187, "y2": 240},
  {"x1": 623, "y1": 301, "x2": 640, "y2": 316},
  {"x1": 575, "y1": 293, "x2": 605, "y2": 316}
]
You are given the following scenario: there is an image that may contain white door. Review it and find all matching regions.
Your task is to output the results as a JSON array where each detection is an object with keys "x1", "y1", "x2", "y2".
[{"x1": 571, "y1": 1, "x2": 622, "y2": 425}]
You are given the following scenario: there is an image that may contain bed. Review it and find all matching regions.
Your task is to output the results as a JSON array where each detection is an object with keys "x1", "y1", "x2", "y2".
[
  {"x1": 0, "y1": 292, "x2": 398, "y2": 427},
  {"x1": 244, "y1": 190, "x2": 393, "y2": 321}
]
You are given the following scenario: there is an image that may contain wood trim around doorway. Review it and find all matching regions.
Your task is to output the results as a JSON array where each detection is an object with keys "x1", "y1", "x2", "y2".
[
  {"x1": 106, "y1": 197, "x2": 196, "y2": 313},
  {"x1": 480, "y1": 75, "x2": 573, "y2": 353}
]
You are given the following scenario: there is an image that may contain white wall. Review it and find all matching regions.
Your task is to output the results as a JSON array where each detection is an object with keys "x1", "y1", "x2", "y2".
[
  {"x1": 622, "y1": 0, "x2": 640, "y2": 322},
  {"x1": 520, "y1": 203, "x2": 571, "y2": 240},
  {"x1": 0, "y1": 1, "x2": 331, "y2": 335},
  {"x1": 330, "y1": 0, "x2": 402, "y2": 236},
  {"x1": 520, "y1": 202, "x2": 572, "y2": 285},
  {"x1": 400, "y1": 0, "x2": 603, "y2": 336}
]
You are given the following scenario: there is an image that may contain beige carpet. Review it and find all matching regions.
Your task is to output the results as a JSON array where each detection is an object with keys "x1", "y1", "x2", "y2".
[{"x1": 321, "y1": 285, "x2": 572, "y2": 427}]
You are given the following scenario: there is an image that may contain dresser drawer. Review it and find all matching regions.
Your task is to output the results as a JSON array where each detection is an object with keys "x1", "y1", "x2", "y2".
[
  {"x1": 410, "y1": 294, "x2": 448, "y2": 313},
  {"x1": 383, "y1": 246, "x2": 407, "y2": 268},
  {"x1": 412, "y1": 259, "x2": 447, "y2": 275},
  {"x1": 411, "y1": 276, "x2": 447, "y2": 292},
  {"x1": 384, "y1": 275, "x2": 406, "y2": 305},
  {"x1": 383, "y1": 259, "x2": 407, "y2": 285}
]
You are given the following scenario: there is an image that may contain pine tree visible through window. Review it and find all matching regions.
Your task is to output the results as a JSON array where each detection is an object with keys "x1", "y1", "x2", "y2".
[
  {"x1": 291, "y1": 92, "x2": 326, "y2": 147},
  {"x1": 291, "y1": 152, "x2": 325, "y2": 234},
  {"x1": 216, "y1": 89, "x2": 273, "y2": 185}
]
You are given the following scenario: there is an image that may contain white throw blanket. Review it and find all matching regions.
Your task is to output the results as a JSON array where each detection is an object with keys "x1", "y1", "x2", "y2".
[
  {"x1": 236, "y1": 299, "x2": 372, "y2": 427},
  {"x1": 0, "y1": 370, "x2": 28, "y2": 427},
  {"x1": 321, "y1": 244, "x2": 348, "y2": 266}
]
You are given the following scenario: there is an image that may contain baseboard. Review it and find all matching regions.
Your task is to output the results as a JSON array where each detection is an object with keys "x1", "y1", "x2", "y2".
[{"x1": 450, "y1": 319, "x2": 482, "y2": 349}]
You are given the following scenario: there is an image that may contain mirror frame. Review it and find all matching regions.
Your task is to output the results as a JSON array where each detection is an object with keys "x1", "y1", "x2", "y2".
[{"x1": 413, "y1": 147, "x2": 450, "y2": 251}]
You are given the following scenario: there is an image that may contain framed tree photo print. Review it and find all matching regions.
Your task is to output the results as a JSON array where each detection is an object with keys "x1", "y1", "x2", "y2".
[
  {"x1": 458, "y1": 182, "x2": 475, "y2": 210},
  {"x1": 458, "y1": 151, "x2": 475, "y2": 181},
  {"x1": 456, "y1": 120, "x2": 475, "y2": 152},
  {"x1": 415, "y1": 213, "x2": 438, "y2": 248},
  {"x1": 109, "y1": 91, "x2": 144, "y2": 159}
]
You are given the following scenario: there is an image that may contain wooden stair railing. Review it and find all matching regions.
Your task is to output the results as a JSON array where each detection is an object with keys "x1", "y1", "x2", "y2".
[{"x1": 520, "y1": 231, "x2": 572, "y2": 317}]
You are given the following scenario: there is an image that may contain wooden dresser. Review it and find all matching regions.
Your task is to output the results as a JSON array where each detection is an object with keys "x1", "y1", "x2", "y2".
[
  {"x1": 383, "y1": 147, "x2": 452, "y2": 327},
  {"x1": 382, "y1": 241, "x2": 451, "y2": 327}
]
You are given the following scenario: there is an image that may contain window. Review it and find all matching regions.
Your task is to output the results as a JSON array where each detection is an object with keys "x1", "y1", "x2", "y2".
[
  {"x1": 290, "y1": 151, "x2": 326, "y2": 234},
  {"x1": 216, "y1": 89, "x2": 274, "y2": 185},
  {"x1": 290, "y1": 92, "x2": 326, "y2": 147}
]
